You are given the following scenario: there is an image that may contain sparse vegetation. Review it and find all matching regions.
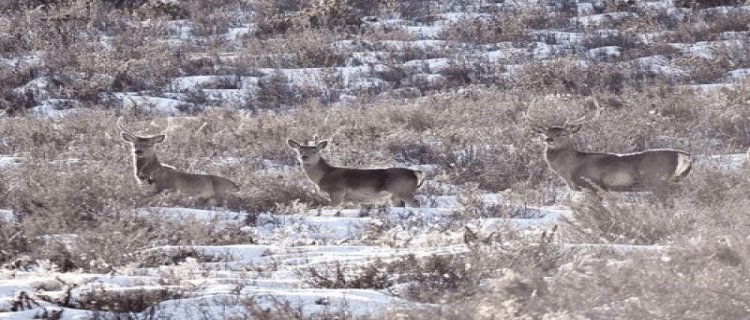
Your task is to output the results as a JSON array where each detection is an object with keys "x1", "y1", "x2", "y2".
[{"x1": 1, "y1": 0, "x2": 749, "y2": 318}]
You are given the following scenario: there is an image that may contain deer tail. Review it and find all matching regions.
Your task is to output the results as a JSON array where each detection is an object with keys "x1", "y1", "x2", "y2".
[
  {"x1": 414, "y1": 170, "x2": 426, "y2": 188},
  {"x1": 674, "y1": 152, "x2": 692, "y2": 179}
]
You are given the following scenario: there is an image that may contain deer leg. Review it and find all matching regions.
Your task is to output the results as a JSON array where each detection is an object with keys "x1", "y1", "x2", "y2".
[
  {"x1": 394, "y1": 194, "x2": 419, "y2": 208},
  {"x1": 390, "y1": 195, "x2": 406, "y2": 208},
  {"x1": 211, "y1": 193, "x2": 226, "y2": 208},
  {"x1": 146, "y1": 187, "x2": 167, "y2": 198},
  {"x1": 564, "y1": 179, "x2": 582, "y2": 192},
  {"x1": 405, "y1": 196, "x2": 420, "y2": 208},
  {"x1": 649, "y1": 181, "x2": 674, "y2": 207},
  {"x1": 328, "y1": 191, "x2": 345, "y2": 207}
]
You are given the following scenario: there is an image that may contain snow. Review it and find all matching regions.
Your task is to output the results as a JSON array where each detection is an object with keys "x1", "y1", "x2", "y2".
[
  {"x1": 0, "y1": 156, "x2": 20, "y2": 169},
  {"x1": 29, "y1": 99, "x2": 83, "y2": 119},
  {"x1": 404, "y1": 26, "x2": 444, "y2": 39},
  {"x1": 170, "y1": 75, "x2": 238, "y2": 92},
  {"x1": 0, "y1": 192, "x2": 571, "y2": 318},
  {"x1": 225, "y1": 25, "x2": 254, "y2": 40},
  {"x1": 403, "y1": 58, "x2": 450, "y2": 73},
  {"x1": 529, "y1": 42, "x2": 574, "y2": 60},
  {"x1": 0, "y1": 210, "x2": 15, "y2": 224},
  {"x1": 1, "y1": 151, "x2": 742, "y2": 318},
  {"x1": 530, "y1": 30, "x2": 586, "y2": 46},
  {"x1": 695, "y1": 153, "x2": 748, "y2": 170},
  {"x1": 149, "y1": 290, "x2": 401, "y2": 319},
  {"x1": 586, "y1": 46, "x2": 622, "y2": 61},
  {"x1": 724, "y1": 68, "x2": 750, "y2": 82},
  {"x1": 13, "y1": 77, "x2": 56, "y2": 102},
  {"x1": 668, "y1": 40, "x2": 747, "y2": 60},
  {"x1": 0, "y1": 52, "x2": 42, "y2": 68},
  {"x1": 680, "y1": 83, "x2": 739, "y2": 91},
  {"x1": 2, "y1": 1, "x2": 750, "y2": 318},
  {"x1": 483, "y1": 48, "x2": 528, "y2": 63},
  {"x1": 257, "y1": 66, "x2": 372, "y2": 88},
  {"x1": 630, "y1": 55, "x2": 686, "y2": 79},
  {"x1": 115, "y1": 93, "x2": 197, "y2": 116},
  {"x1": 136, "y1": 207, "x2": 249, "y2": 231},
  {"x1": 572, "y1": 12, "x2": 636, "y2": 28},
  {"x1": 201, "y1": 89, "x2": 256, "y2": 106}
]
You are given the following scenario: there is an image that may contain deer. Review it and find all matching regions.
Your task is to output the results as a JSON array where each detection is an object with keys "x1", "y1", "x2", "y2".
[
  {"x1": 525, "y1": 99, "x2": 692, "y2": 197},
  {"x1": 287, "y1": 138, "x2": 425, "y2": 208},
  {"x1": 118, "y1": 118, "x2": 239, "y2": 204}
]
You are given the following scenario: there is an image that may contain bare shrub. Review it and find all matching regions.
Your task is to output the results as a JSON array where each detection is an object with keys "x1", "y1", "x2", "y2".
[
  {"x1": 239, "y1": 28, "x2": 348, "y2": 69},
  {"x1": 76, "y1": 287, "x2": 188, "y2": 313},
  {"x1": 676, "y1": 0, "x2": 747, "y2": 8},
  {"x1": 440, "y1": 16, "x2": 530, "y2": 44},
  {"x1": 666, "y1": 8, "x2": 750, "y2": 43},
  {"x1": 254, "y1": 0, "x2": 368, "y2": 36},
  {"x1": 297, "y1": 260, "x2": 392, "y2": 289},
  {"x1": 671, "y1": 43, "x2": 750, "y2": 84},
  {"x1": 619, "y1": 43, "x2": 679, "y2": 61},
  {"x1": 135, "y1": 0, "x2": 190, "y2": 20},
  {"x1": 541, "y1": 237, "x2": 750, "y2": 319},
  {"x1": 582, "y1": 32, "x2": 638, "y2": 50},
  {"x1": 138, "y1": 247, "x2": 222, "y2": 268},
  {"x1": 391, "y1": 229, "x2": 750, "y2": 319},
  {"x1": 515, "y1": 58, "x2": 629, "y2": 95},
  {"x1": 401, "y1": 232, "x2": 562, "y2": 303},
  {"x1": 564, "y1": 193, "x2": 696, "y2": 245}
]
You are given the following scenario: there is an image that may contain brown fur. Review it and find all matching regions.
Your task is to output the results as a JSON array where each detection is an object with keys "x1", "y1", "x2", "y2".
[
  {"x1": 121, "y1": 128, "x2": 238, "y2": 204},
  {"x1": 288, "y1": 139, "x2": 424, "y2": 207},
  {"x1": 530, "y1": 124, "x2": 692, "y2": 193}
]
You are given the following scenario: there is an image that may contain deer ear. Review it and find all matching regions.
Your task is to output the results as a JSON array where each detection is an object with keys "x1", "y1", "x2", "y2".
[
  {"x1": 567, "y1": 124, "x2": 583, "y2": 134},
  {"x1": 122, "y1": 132, "x2": 136, "y2": 142},
  {"x1": 288, "y1": 139, "x2": 301, "y2": 149},
  {"x1": 152, "y1": 134, "x2": 166, "y2": 143},
  {"x1": 317, "y1": 140, "x2": 329, "y2": 149}
]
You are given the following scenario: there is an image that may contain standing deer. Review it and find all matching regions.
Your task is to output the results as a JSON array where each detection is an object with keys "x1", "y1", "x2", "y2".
[
  {"x1": 119, "y1": 118, "x2": 238, "y2": 203},
  {"x1": 525, "y1": 99, "x2": 692, "y2": 194},
  {"x1": 287, "y1": 139, "x2": 425, "y2": 207}
]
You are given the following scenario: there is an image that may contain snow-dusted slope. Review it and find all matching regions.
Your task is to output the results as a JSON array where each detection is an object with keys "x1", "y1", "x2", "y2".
[{"x1": 0, "y1": 199, "x2": 562, "y2": 319}]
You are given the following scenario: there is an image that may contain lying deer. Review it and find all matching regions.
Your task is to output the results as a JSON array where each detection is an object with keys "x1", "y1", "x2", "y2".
[
  {"x1": 526, "y1": 99, "x2": 692, "y2": 194},
  {"x1": 119, "y1": 118, "x2": 238, "y2": 203},
  {"x1": 288, "y1": 139, "x2": 425, "y2": 207}
]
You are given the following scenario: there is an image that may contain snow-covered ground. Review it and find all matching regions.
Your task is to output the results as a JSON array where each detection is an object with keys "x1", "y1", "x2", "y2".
[
  {"x1": 1, "y1": 0, "x2": 749, "y2": 318},
  {"x1": 0, "y1": 197, "x2": 560, "y2": 318},
  {"x1": 7, "y1": 2, "x2": 747, "y2": 117},
  {"x1": 1, "y1": 152, "x2": 745, "y2": 318}
]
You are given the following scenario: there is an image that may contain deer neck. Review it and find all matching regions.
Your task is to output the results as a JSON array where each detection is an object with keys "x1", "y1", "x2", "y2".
[
  {"x1": 134, "y1": 155, "x2": 164, "y2": 183},
  {"x1": 544, "y1": 144, "x2": 580, "y2": 174},
  {"x1": 303, "y1": 157, "x2": 334, "y2": 185}
]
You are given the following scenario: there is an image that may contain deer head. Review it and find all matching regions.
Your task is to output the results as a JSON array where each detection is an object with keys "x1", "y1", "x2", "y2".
[
  {"x1": 118, "y1": 118, "x2": 171, "y2": 160},
  {"x1": 288, "y1": 138, "x2": 329, "y2": 165},
  {"x1": 525, "y1": 98, "x2": 601, "y2": 151}
]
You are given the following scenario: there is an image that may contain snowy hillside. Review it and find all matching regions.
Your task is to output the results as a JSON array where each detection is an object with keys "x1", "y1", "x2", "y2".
[{"x1": 1, "y1": 0, "x2": 749, "y2": 319}]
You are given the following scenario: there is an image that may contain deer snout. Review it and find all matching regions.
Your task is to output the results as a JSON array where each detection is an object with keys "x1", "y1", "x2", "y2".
[
  {"x1": 300, "y1": 155, "x2": 310, "y2": 161},
  {"x1": 134, "y1": 150, "x2": 144, "y2": 156},
  {"x1": 544, "y1": 137, "x2": 553, "y2": 143}
]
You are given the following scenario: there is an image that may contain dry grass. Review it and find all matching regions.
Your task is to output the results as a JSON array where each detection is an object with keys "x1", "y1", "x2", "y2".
[
  {"x1": 1, "y1": 1, "x2": 749, "y2": 318},
  {"x1": 1, "y1": 81, "x2": 749, "y2": 273}
]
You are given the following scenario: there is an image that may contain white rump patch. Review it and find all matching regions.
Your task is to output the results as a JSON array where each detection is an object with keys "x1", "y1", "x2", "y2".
[{"x1": 674, "y1": 153, "x2": 692, "y2": 177}]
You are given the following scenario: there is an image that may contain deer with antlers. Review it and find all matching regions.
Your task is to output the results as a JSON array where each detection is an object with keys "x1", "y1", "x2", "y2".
[
  {"x1": 288, "y1": 138, "x2": 425, "y2": 207},
  {"x1": 525, "y1": 99, "x2": 692, "y2": 195},
  {"x1": 118, "y1": 118, "x2": 239, "y2": 203}
]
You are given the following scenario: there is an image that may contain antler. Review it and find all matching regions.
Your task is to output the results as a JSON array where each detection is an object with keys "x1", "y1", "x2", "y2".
[
  {"x1": 117, "y1": 117, "x2": 135, "y2": 136},
  {"x1": 161, "y1": 117, "x2": 173, "y2": 135},
  {"x1": 119, "y1": 117, "x2": 173, "y2": 137},
  {"x1": 564, "y1": 99, "x2": 602, "y2": 128},
  {"x1": 524, "y1": 98, "x2": 550, "y2": 128}
]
